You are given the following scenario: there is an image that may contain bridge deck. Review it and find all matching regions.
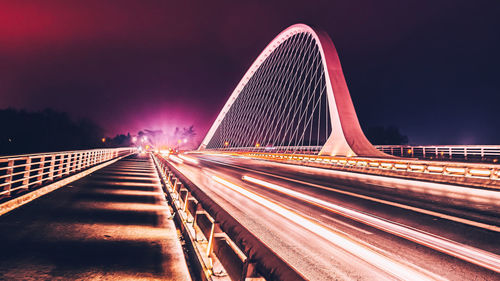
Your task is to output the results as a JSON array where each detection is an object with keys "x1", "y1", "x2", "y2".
[{"x1": 0, "y1": 154, "x2": 191, "y2": 280}]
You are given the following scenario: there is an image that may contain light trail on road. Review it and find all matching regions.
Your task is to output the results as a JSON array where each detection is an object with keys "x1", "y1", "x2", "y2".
[
  {"x1": 166, "y1": 153, "x2": 500, "y2": 280},
  {"x1": 212, "y1": 175, "x2": 439, "y2": 281},
  {"x1": 201, "y1": 155, "x2": 500, "y2": 232},
  {"x1": 178, "y1": 154, "x2": 199, "y2": 165},
  {"x1": 242, "y1": 175, "x2": 500, "y2": 273}
]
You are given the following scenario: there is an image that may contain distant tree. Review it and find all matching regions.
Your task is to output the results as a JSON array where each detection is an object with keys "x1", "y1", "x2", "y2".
[
  {"x1": 0, "y1": 108, "x2": 105, "y2": 155},
  {"x1": 365, "y1": 126, "x2": 409, "y2": 145},
  {"x1": 106, "y1": 133, "x2": 132, "y2": 147},
  {"x1": 182, "y1": 125, "x2": 196, "y2": 140}
]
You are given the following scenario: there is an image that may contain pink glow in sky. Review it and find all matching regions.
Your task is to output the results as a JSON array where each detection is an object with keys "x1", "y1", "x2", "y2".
[{"x1": 1, "y1": 1, "x2": 500, "y2": 144}]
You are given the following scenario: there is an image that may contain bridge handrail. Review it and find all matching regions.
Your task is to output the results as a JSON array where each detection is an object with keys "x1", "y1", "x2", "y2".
[
  {"x1": 375, "y1": 145, "x2": 500, "y2": 162},
  {"x1": 198, "y1": 151, "x2": 500, "y2": 189},
  {"x1": 0, "y1": 147, "x2": 135, "y2": 198}
]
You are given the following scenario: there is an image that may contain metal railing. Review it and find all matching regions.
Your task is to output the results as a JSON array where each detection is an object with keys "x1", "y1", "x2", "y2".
[
  {"x1": 204, "y1": 145, "x2": 323, "y2": 155},
  {"x1": 205, "y1": 145, "x2": 500, "y2": 162},
  {"x1": 211, "y1": 151, "x2": 500, "y2": 189},
  {"x1": 376, "y1": 145, "x2": 500, "y2": 163},
  {"x1": 152, "y1": 153, "x2": 304, "y2": 281},
  {"x1": 0, "y1": 148, "x2": 135, "y2": 199}
]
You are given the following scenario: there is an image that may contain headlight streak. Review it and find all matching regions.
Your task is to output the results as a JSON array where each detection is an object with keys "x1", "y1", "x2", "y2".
[
  {"x1": 211, "y1": 175, "x2": 436, "y2": 281},
  {"x1": 178, "y1": 154, "x2": 200, "y2": 165},
  {"x1": 242, "y1": 175, "x2": 500, "y2": 274},
  {"x1": 202, "y1": 156, "x2": 500, "y2": 232},
  {"x1": 168, "y1": 154, "x2": 184, "y2": 164}
]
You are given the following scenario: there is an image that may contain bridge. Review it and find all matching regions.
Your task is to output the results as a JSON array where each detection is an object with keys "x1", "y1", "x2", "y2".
[{"x1": 1, "y1": 24, "x2": 499, "y2": 281}]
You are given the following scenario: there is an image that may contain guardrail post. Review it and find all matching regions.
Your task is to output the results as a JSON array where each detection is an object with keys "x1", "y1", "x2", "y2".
[
  {"x1": 21, "y1": 157, "x2": 32, "y2": 190},
  {"x1": 179, "y1": 188, "x2": 189, "y2": 209},
  {"x1": 81, "y1": 152, "x2": 86, "y2": 168},
  {"x1": 65, "y1": 154, "x2": 72, "y2": 175},
  {"x1": 207, "y1": 222, "x2": 223, "y2": 259},
  {"x1": 212, "y1": 232, "x2": 246, "y2": 281},
  {"x1": 173, "y1": 179, "x2": 182, "y2": 194},
  {"x1": 89, "y1": 152, "x2": 93, "y2": 166},
  {"x1": 48, "y1": 155, "x2": 56, "y2": 180},
  {"x1": 2, "y1": 160, "x2": 15, "y2": 197},
  {"x1": 36, "y1": 156, "x2": 45, "y2": 184},
  {"x1": 69, "y1": 153, "x2": 75, "y2": 173},
  {"x1": 86, "y1": 151, "x2": 91, "y2": 168},
  {"x1": 57, "y1": 155, "x2": 65, "y2": 178},
  {"x1": 195, "y1": 211, "x2": 214, "y2": 244},
  {"x1": 74, "y1": 152, "x2": 79, "y2": 172},
  {"x1": 78, "y1": 152, "x2": 84, "y2": 170},
  {"x1": 167, "y1": 172, "x2": 173, "y2": 187}
]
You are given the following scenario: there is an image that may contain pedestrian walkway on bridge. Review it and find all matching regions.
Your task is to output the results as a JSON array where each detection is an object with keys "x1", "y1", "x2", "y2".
[{"x1": 0, "y1": 154, "x2": 191, "y2": 280}]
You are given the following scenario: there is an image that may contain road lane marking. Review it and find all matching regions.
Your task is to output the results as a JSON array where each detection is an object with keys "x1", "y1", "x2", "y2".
[
  {"x1": 212, "y1": 175, "x2": 439, "y2": 281},
  {"x1": 319, "y1": 214, "x2": 373, "y2": 235},
  {"x1": 200, "y1": 157, "x2": 500, "y2": 233},
  {"x1": 242, "y1": 175, "x2": 500, "y2": 274}
]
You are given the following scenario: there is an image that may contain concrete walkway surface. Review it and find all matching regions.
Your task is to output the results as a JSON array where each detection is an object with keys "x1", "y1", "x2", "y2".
[{"x1": 0, "y1": 154, "x2": 191, "y2": 280}]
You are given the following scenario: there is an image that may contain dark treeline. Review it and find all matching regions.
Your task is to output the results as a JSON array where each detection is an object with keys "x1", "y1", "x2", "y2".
[
  {"x1": 0, "y1": 107, "x2": 407, "y2": 156},
  {"x1": 0, "y1": 108, "x2": 111, "y2": 155}
]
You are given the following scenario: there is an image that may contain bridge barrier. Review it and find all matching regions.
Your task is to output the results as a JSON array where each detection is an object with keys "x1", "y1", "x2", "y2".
[
  {"x1": 376, "y1": 145, "x2": 500, "y2": 163},
  {"x1": 0, "y1": 148, "x2": 135, "y2": 215},
  {"x1": 192, "y1": 151, "x2": 500, "y2": 233},
  {"x1": 205, "y1": 151, "x2": 500, "y2": 190},
  {"x1": 152, "y1": 153, "x2": 305, "y2": 281}
]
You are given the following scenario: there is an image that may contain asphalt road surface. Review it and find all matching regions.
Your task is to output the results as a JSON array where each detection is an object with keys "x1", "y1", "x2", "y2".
[{"x1": 169, "y1": 153, "x2": 500, "y2": 281}]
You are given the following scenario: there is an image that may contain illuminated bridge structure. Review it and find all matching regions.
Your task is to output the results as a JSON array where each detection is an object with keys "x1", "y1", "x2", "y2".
[
  {"x1": 200, "y1": 24, "x2": 387, "y2": 158},
  {"x1": 1, "y1": 24, "x2": 500, "y2": 281}
]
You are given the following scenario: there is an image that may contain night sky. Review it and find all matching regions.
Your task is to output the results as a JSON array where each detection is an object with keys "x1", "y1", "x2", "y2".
[{"x1": 1, "y1": 0, "x2": 499, "y2": 145}]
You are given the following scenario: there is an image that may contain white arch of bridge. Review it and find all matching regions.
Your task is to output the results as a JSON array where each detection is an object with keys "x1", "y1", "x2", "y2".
[{"x1": 199, "y1": 24, "x2": 388, "y2": 157}]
